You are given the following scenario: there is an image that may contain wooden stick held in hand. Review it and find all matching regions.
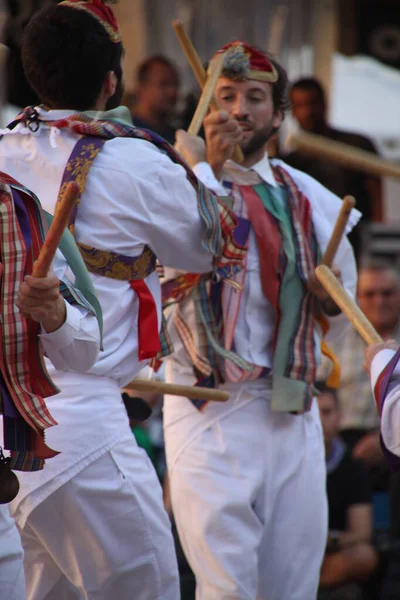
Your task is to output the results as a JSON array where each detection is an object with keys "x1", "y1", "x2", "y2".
[
  {"x1": 188, "y1": 54, "x2": 224, "y2": 136},
  {"x1": 315, "y1": 265, "x2": 383, "y2": 345},
  {"x1": 172, "y1": 19, "x2": 244, "y2": 164},
  {"x1": 287, "y1": 130, "x2": 400, "y2": 180},
  {"x1": 172, "y1": 19, "x2": 207, "y2": 89},
  {"x1": 125, "y1": 378, "x2": 229, "y2": 402},
  {"x1": 321, "y1": 196, "x2": 356, "y2": 267},
  {"x1": 32, "y1": 182, "x2": 80, "y2": 278}
]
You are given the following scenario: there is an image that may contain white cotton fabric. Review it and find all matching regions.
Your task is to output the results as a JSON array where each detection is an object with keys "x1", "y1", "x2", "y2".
[
  {"x1": 169, "y1": 390, "x2": 327, "y2": 600},
  {"x1": 0, "y1": 505, "x2": 26, "y2": 600}
]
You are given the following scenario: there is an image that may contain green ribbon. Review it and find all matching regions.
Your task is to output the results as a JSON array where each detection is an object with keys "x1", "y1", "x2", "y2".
[
  {"x1": 255, "y1": 183, "x2": 308, "y2": 412},
  {"x1": 45, "y1": 212, "x2": 103, "y2": 345}
]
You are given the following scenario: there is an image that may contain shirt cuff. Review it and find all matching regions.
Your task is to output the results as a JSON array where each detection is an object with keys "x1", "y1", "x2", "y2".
[
  {"x1": 193, "y1": 162, "x2": 226, "y2": 195},
  {"x1": 370, "y1": 348, "x2": 398, "y2": 389},
  {"x1": 39, "y1": 300, "x2": 81, "y2": 351}
]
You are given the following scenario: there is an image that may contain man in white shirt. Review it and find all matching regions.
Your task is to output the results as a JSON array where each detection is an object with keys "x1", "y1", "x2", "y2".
[
  {"x1": 1, "y1": 260, "x2": 100, "y2": 600},
  {"x1": 163, "y1": 41, "x2": 359, "y2": 600},
  {"x1": 0, "y1": 3, "x2": 245, "y2": 600},
  {"x1": 0, "y1": 176, "x2": 101, "y2": 600}
]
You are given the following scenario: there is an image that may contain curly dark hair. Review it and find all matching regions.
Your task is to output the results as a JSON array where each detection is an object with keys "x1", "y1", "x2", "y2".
[
  {"x1": 21, "y1": 4, "x2": 123, "y2": 111},
  {"x1": 265, "y1": 53, "x2": 291, "y2": 117}
]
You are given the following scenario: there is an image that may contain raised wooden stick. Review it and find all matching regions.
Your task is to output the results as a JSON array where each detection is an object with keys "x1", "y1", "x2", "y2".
[
  {"x1": 315, "y1": 265, "x2": 383, "y2": 345},
  {"x1": 287, "y1": 130, "x2": 400, "y2": 180},
  {"x1": 267, "y1": 5, "x2": 289, "y2": 55},
  {"x1": 321, "y1": 196, "x2": 356, "y2": 267},
  {"x1": 188, "y1": 54, "x2": 224, "y2": 136},
  {"x1": 173, "y1": 19, "x2": 206, "y2": 89},
  {"x1": 172, "y1": 19, "x2": 244, "y2": 164},
  {"x1": 32, "y1": 182, "x2": 80, "y2": 278},
  {"x1": 125, "y1": 378, "x2": 229, "y2": 402}
]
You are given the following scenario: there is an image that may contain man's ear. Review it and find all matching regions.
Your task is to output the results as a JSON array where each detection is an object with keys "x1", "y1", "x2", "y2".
[
  {"x1": 272, "y1": 108, "x2": 283, "y2": 131},
  {"x1": 105, "y1": 70, "x2": 118, "y2": 97}
]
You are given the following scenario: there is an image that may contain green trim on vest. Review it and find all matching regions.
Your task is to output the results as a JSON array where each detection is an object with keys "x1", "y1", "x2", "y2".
[{"x1": 44, "y1": 212, "x2": 103, "y2": 344}]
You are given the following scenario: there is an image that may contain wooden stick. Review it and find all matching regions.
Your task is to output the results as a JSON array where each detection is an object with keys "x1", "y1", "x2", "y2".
[
  {"x1": 315, "y1": 265, "x2": 383, "y2": 345},
  {"x1": 287, "y1": 130, "x2": 400, "y2": 180},
  {"x1": 267, "y1": 5, "x2": 289, "y2": 55},
  {"x1": 188, "y1": 54, "x2": 224, "y2": 136},
  {"x1": 172, "y1": 19, "x2": 207, "y2": 89},
  {"x1": 32, "y1": 182, "x2": 80, "y2": 278},
  {"x1": 320, "y1": 196, "x2": 356, "y2": 267},
  {"x1": 172, "y1": 19, "x2": 244, "y2": 164},
  {"x1": 125, "y1": 378, "x2": 229, "y2": 402}
]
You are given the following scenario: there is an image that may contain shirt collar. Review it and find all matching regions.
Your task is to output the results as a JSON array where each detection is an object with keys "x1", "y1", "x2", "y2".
[
  {"x1": 35, "y1": 105, "x2": 132, "y2": 124},
  {"x1": 226, "y1": 153, "x2": 277, "y2": 187}
]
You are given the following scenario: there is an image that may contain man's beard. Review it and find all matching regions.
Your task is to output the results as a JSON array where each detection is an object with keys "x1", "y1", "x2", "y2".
[
  {"x1": 238, "y1": 121, "x2": 275, "y2": 157},
  {"x1": 105, "y1": 75, "x2": 125, "y2": 111}
]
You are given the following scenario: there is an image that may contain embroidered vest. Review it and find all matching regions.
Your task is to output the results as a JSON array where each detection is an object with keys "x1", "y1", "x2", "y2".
[{"x1": 164, "y1": 164, "x2": 324, "y2": 413}]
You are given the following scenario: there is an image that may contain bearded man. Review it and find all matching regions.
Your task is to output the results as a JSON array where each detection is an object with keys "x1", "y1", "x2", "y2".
[{"x1": 162, "y1": 42, "x2": 360, "y2": 600}]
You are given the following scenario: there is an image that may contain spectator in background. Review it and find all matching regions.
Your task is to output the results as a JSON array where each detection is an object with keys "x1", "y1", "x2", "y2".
[
  {"x1": 132, "y1": 55, "x2": 180, "y2": 144},
  {"x1": 286, "y1": 77, "x2": 382, "y2": 258},
  {"x1": 317, "y1": 384, "x2": 378, "y2": 600}
]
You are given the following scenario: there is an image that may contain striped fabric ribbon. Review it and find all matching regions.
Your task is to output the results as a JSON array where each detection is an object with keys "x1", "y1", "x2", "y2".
[
  {"x1": 0, "y1": 173, "x2": 98, "y2": 471},
  {"x1": 163, "y1": 165, "x2": 325, "y2": 413}
]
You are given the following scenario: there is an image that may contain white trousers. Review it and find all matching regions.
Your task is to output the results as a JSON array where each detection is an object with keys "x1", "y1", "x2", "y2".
[
  {"x1": 168, "y1": 397, "x2": 327, "y2": 600},
  {"x1": 0, "y1": 504, "x2": 26, "y2": 600},
  {"x1": 17, "y1": 439, "x2": 180, "y2": 600}
]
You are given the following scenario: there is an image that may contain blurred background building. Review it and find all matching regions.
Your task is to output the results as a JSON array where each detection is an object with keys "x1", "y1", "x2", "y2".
[{"x1": 1, "y1": 0, "x2": 400, "y2": 250}]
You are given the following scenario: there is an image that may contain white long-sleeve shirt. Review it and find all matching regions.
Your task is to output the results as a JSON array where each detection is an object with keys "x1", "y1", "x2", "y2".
[
  {"x1": 40, "y1": 249, "x2": 100, "y2": 373},
  {"x1": 0, "y1": 108, "x2": 218, "y2": 524},
  {"x1": 163, "y1": 155, "x2": 360, "y2": 467}
]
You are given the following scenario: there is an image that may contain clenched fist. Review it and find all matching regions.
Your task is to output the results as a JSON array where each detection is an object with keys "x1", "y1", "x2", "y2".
[
  {"x1": 204, "y1": 111, "x2": 243, "y2": 179},
  {"x1": 308, "y1": 266, "x2": 342, "y2": 316},
  {"x1": 174, "y1": 130, "x2": 206, "y2": 168},
  {"x1": 16, "y1": 272, "x2": 66, "y2": 333}
]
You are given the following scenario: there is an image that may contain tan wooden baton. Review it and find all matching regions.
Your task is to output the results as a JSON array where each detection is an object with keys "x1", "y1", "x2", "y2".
[
  {"x1": 315, "y1": 265, "x2": 383, "y2": 345},
  {"x1": 172, "y1": 19, "x2": 244, "y2": 164},
  {"x1": 320, "y1": 196, "x2": 356, "y2": 267},
  {"x1": 125, "y1": 378, "x2": 229, "y2": 402},
  {"x1": 287, "y1": 130, "x2": 400, "y2": 180},
  {"x1": 32, "y1": 182, "x2": 80, "y2": 278},
  {"x1": 188, "y1": 54, "x2": 224, "y2": 136}
]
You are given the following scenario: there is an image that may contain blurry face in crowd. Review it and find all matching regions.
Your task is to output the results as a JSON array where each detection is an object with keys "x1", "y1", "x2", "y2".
[
  {"x1": 358, "y1": 269, "x2": 400, "y2": 333},
  {"x1": 215, "y1": 77, "x2": 282, "y2": 157},
  {"x1": 290, "y1": 88, "x2": 325, "y2": 133},
  {"x1": 317, "y1": 391, "x2": 340, "y2": 450},
  {"x1": 139, "y1": 62, "x2": 179, "y2": 116}
]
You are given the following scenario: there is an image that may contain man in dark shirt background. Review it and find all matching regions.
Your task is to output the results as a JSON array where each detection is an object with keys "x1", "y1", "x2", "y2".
[
  {"x1": 131, "y1": 55, "x2": 180, "y2": 144},
  {"x1": 317, "y1": 383, "x2": 378, "y2": 600},
  {"x1": 286, "y1": 78, "x2": 382, "y2": 259}
]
